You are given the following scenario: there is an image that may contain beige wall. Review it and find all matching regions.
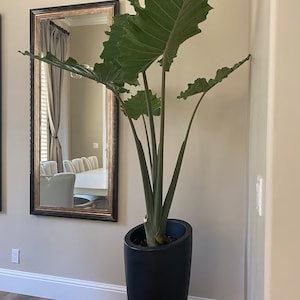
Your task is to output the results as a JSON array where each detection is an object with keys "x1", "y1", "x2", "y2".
[
  {"x1": 249, "y1": 0, "x2": 300, "y2": 299},
  {"x1": 264, "y1": 0, "x2": 300, "y2": 299},
  {"x1": 70, "y1": 24, "x2": 107, "y2": 164},
  {"x1": 0, "y1": 0, "x2": 249, "y2": 299},
  {"x1": 247, "y1": 0, "x2": 270, "y2": 298}
]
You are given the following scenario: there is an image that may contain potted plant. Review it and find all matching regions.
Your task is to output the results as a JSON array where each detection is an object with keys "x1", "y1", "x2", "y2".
[{"x1": 21, "y1": 0, "x2": 250, "y2": 299}]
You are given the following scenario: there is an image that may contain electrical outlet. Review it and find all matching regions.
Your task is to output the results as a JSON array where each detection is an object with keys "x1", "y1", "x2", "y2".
[
  {"x1": 256, "y1": 175, "x2": 263, "y2": 217},
  {"x1": 93, "y1": 142, "x2": 99, "y2": 149},
  {"x1": 11, "y1": 249, "x2": 20, "y2": 264}
]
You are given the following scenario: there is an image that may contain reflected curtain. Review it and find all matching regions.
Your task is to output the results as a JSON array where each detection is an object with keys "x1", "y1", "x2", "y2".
[{"x1": 40, "y1": 20, "x2": 69, "y2": 172}]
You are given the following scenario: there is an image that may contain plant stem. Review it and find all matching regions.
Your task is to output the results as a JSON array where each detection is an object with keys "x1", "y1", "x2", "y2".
[
  {"x1": 160, "y1": 91, "x2": 208, "y2": 233},
  {"x1": 141, "y1": 114, "x2": 152, "y2": 171},
  {"x1": 152, "y1": 68, "x2": 166, "y2": 243},
  {"x1": 142, "y1": 71, "x2": 157, "y2": 184},
  {"x1": 115, "y1": 92, "x2": 154, "y2": 219}
]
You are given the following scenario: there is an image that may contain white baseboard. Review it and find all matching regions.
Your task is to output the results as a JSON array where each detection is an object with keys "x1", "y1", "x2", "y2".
[{"x1": 0, "y1": 268, "x2": 215, "y2": 300}]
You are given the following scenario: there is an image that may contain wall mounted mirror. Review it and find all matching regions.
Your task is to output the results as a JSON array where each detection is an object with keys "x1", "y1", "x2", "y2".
[{"x1": 30, "y1": 1, "x2": 119, "y2": 221}]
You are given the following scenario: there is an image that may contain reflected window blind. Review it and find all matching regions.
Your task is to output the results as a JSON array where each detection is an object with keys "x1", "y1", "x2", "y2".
[{"x1": 40, "y1": 62, "x2": 49, "y2": 162}]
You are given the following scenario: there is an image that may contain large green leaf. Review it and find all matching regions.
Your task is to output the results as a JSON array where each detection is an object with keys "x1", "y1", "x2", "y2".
[
  {"x1": 103, "y1": 0, "x2": 212, "y2": 82},
  {"x1": 122, "y1": 90, "x2": 161, "y2": 120},
  {"x1": 101, "y1": 14, "x2": 131, "y2": 68},
  {"x1": 178, "y1": 55, "x2": 251, "y2": 99},
  {"x1": 19, "y1": 51, "x2": 127, "y2": 93}
]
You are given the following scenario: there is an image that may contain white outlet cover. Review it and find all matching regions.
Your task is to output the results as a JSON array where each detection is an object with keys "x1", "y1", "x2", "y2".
[
  {"x1": 11, "y1": 249, "x2": 20, "y2": 264},
  {"x1": 256, "y1": 175, "x2": 263, "y2": 217}
]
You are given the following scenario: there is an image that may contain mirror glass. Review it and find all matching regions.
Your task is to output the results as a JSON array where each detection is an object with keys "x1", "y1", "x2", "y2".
[{"x1": 30, "y1": 1, "x2": 119, "y2": 221}]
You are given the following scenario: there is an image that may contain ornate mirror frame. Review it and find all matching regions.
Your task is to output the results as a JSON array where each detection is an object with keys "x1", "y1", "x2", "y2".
[{"x1": 30, "y1": 1, "x2": 119, "y2": 221}]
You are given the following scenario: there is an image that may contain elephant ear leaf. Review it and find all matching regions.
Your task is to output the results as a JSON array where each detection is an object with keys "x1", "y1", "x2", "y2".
[
  {"x1": 101, "y1": 14, "x2": 131, "y2": 69},
  {"x1": 19, "y1": 51, "x2": 127, "y2": 92},
  {"x1": 104, "y1": 0, "x2": 212, "y2": 82},
  {"x1": 122, "y1": 90, "x2": 161, "y2": 120},
  {"x1": 178, "y1": 55, "x2": 251, "y2": 99}
]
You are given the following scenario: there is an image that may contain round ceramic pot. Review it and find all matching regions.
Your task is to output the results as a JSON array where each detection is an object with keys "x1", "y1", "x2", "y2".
[{"x1": 124, "y1": 219, "x2": 192, "y2": 300}]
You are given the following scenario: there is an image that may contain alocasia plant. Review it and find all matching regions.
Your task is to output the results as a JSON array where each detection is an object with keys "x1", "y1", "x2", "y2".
[{"x1": 21, "y1": 0, "x2": 250, "y2": 246}]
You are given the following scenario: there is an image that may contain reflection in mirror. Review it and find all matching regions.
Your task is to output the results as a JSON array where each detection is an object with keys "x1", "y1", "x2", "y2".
[{"x1": 30, "y1": 1, "x2": 119, "y2": 221}]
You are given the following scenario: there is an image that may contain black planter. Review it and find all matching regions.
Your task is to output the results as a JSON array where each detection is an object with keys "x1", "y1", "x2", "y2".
[{"x1": 124, "y1": 219, "x2": 192, "y2": 300}]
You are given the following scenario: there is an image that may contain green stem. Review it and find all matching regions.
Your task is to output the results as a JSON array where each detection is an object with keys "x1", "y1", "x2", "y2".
[
  {"x1": 141, "y1": 114, "x2": 153, "y2": 172},
  {"x1": 142, "y1": 71, "x2": 157, "y2": 186},
  {"x1": 160, "y1": 91, "x2": 208, "y2": 234},
  {"x1": 115, "y1": 92, "x2": 154, "y2": 220},
  {"x1": 152, "y1": 68, "x2": 166, "y2": 243}
]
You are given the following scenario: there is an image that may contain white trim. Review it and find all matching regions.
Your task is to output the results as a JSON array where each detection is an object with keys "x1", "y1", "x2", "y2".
[
  {"x1": 189, "y1": 298, "x2": 216, "y2": 300},
  {"x1": 0, "y1": 268, "x2": 215, "y2": 300}
]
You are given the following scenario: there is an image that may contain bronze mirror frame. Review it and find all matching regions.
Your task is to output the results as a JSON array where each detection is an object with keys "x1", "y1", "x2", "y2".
[{"x1": 30, "y1": 1, "x2": 119, "y2": 221}]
